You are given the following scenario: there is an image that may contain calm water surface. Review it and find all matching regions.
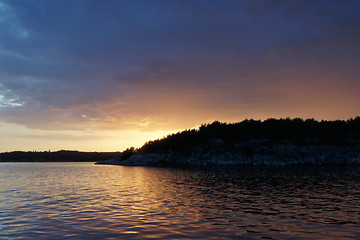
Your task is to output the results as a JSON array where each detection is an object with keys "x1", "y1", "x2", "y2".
[{"x1": 0, "y1": 162, "x2": 359, "y2": 239}]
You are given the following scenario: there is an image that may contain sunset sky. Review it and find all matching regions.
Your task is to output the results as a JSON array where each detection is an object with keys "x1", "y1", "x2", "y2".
[{"x1": 0, "y1": 0, "x2": 359, "y2": 152}]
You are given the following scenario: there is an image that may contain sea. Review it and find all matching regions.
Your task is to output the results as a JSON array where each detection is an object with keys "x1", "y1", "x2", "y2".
[{"x1": 0, "y1": 162, "x2": 359, "y2": 239}]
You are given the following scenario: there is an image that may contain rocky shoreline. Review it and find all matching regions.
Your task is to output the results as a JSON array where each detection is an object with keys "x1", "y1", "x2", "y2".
[{"x1": 96, "y1": 141, "x2": 360, "y2": 166}]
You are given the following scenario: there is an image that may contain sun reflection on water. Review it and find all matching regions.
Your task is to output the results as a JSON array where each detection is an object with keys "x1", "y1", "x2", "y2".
[{"x1": 0, "y1": 163, "x2": 360, "y2": 239}]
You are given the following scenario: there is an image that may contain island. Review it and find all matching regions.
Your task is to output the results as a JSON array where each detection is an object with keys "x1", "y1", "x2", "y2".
[
  {"x1": 0, "y1": 150, "x2": 118, "y2": 162},
  {"x1": 97, "y1": 117, "x2": 360, "y2": 166}
]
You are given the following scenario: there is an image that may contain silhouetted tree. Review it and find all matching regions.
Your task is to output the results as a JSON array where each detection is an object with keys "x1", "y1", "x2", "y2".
[{"x1": 121, "y1": 147, "x2": 136, "y2": 160}]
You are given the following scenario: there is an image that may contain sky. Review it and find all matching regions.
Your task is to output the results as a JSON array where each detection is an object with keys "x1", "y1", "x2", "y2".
[{"x1": 0, "y1": 0, "x2": 359, "y2": 152}]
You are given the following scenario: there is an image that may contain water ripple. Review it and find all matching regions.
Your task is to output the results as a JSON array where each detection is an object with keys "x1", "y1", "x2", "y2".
[{"x1": 0, "y1": 163, "x2": 360, "y2": 239}]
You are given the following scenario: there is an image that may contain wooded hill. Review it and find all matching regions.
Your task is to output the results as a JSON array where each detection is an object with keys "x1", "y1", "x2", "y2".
[{"x1": 129, "y1": 117, "x2": 360, "y2": 156}]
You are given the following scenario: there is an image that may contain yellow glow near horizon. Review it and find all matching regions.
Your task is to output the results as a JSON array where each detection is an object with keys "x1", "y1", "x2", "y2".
[{"x1": 0, "y1": 122, "x2": 176, "y2": 152}]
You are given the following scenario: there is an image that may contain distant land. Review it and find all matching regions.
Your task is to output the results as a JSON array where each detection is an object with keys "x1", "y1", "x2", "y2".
[
  {"x1": 98, "y1": 117, "x2": 360, "y2": 166},
  {"x1": 0, "y1": 150, "x2": 118, "y2": 162}
]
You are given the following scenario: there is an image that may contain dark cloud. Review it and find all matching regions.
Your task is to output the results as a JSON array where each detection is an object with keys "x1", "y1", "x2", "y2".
[{"x1": 0, "y1": 0, "x2": 359, "y2": 131}]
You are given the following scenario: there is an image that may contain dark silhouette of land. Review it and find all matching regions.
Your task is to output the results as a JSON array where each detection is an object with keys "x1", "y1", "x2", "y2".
[
  {"x1": 2, "y1": 117, "x2": 359, "y2": 165},
  {"x1": 0, "y1": 150, "x2": 118, "y2": 162},
  {"x1": 99, "y1": 117, "x2": 360, "y2": 166},
  {"x1": 134, "y1": 117, "x2": 360, "y2": 155}
]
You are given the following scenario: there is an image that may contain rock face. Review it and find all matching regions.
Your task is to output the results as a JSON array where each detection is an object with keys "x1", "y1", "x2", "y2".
[{"x1": 97, "y1": 140, "x2": 360, "y2": 166}]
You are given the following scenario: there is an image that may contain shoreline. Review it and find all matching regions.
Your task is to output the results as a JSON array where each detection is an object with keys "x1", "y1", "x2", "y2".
[{"x1": 97, "y1": 143, "x2": 360, "y2": 167}]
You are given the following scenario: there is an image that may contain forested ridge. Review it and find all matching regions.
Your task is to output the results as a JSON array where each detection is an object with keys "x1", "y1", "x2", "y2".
[{"x1": 130, "y1": 117, "x2": 360, "y2": 156}]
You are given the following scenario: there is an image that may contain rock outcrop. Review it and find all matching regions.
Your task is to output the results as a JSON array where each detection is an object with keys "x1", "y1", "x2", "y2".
[{"x1": 97, "y1": 140, "x2": 360, "y2": 166}]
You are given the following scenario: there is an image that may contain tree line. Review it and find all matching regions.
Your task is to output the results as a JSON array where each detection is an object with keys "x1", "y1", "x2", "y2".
[{"x1": 129, "y1": 117, "x2": 360, "y2": 156}]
